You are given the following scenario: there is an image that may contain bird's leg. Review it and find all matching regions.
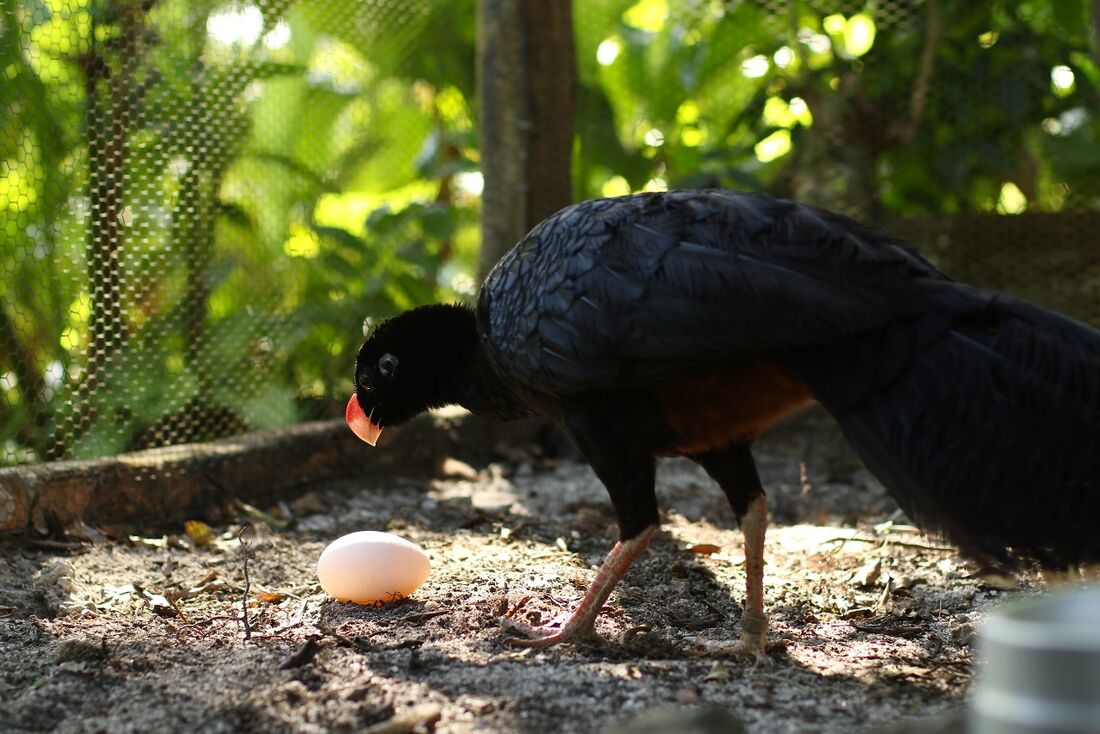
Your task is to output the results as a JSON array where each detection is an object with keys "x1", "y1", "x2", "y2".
[
  {"x1": 503, "y1": 525, "x2": 656, "y2": 648},
  {"x1": 735, "y1": 494, "x2": 768, "y2": 656},
  {"x1": 505, "y1": 399, "x2": 661, "y2": 648},
  {"x1": 691, "y1": 445, "x2": 770, "y2": 661}
]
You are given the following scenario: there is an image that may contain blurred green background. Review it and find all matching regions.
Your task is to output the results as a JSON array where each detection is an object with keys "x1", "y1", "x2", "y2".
[{"x1": 2, "y1": 0, "x2": 1098, "y2": 466}]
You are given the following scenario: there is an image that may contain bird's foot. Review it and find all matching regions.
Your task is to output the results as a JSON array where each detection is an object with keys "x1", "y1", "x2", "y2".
[
  {"x1": 689, "y1": 614, "x2": 771, "y2": 664},
  {"x1": 501, "y1": 612, "x2": 598, "y2": 648},
  {"x1": 499, "y1": 526, "x2": 657, "y2": 650}
]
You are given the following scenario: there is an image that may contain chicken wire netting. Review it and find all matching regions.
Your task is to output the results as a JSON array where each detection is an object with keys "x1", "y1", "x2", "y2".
[
  {"x1": 2, "y1": 0, "x2": 1099, "y2": 470},
  {"x1": 1, "y1": 0, "x2": 479, "y2": 468}
]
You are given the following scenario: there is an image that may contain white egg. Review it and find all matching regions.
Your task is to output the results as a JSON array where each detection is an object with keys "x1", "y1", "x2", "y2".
[{"x1": 316, "y1": 531, "x2": 431, "y2": 604}]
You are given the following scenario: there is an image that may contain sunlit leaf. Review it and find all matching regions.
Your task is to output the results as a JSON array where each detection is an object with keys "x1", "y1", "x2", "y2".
[
  {"x1": 996, "y1": 182, "x2": 1028, "y2": 214},
  {"x1": 622, "y1": 0, "x2": 668, "y2": 32},
  {"x1": 754, "y1": 129, "x2": 791, "y2": 162},
  {"x1": 844, "y1": 14, "x2": 876, "y2": 57}
]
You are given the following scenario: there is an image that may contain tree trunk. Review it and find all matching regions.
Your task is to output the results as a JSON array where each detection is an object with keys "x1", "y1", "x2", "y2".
[{"x1": 476, "y1": 0, "x2": 575, "y2": 281}]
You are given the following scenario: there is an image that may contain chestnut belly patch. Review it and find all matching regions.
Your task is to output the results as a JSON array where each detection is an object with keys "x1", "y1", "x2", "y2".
[{"x1": 660, "y1": 362, "x2": 815, "y2": 454}]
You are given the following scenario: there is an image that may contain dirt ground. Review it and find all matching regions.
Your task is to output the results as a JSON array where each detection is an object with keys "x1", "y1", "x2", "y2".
[{"x1": 0, "y1": 415, "x2": 1040, "y2": 733}]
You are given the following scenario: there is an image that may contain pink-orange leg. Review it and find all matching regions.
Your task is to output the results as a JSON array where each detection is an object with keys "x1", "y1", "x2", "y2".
[
  {"x1": 694, "y1": 495, "x2": 769, "y2": 661},
  {"x1": 504, "y1": 525, "x2": 657, "y2": 647}
]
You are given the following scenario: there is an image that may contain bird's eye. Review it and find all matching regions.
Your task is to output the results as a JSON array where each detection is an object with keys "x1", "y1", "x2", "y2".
[
  {"x1": 378, "y1": 353, "x2": 399, "y2": 378},
  {"x1": 357, "y1": 372, "x2": 373, "y2": 392}
]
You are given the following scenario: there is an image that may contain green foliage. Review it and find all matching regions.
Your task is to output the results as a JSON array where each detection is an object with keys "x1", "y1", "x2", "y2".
[
  {"x1": 1, "y1": 0, "x2": 1097, "y2": 465},
  {"x1": 1, "y1": 0, "x2": 479, "y2": 463},
  {"x1": 575, "y1": 0, "x2": 1100, "y2": 217}
]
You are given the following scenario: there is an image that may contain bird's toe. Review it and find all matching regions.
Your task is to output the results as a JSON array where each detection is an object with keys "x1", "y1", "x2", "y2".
[{"x1": 498, "y1": 615, "x2": 595, "y2": 648}]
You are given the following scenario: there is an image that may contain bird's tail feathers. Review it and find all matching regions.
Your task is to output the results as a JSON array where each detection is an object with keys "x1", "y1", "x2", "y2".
[{"x1": 790, "y1": 284, "x2": 1100, "y2": 568}]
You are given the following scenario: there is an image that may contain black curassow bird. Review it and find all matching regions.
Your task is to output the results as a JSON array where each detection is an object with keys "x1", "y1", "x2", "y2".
[{"x1": 346, "y1": 189, "x2": 1100, "y2": 658}]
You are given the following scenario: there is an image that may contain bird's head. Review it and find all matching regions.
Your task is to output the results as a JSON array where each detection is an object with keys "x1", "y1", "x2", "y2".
[{"x1": 346, "y1": 304, "x2": 477, "y2": 446}]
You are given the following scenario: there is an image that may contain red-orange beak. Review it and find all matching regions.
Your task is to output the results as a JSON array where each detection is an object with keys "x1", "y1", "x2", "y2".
[{"x1": 346, "y1": 393, "x2": 383, "y2": 446}]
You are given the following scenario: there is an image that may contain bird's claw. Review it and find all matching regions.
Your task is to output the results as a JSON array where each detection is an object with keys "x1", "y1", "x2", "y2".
[
  {"x1": 688, "y1": 615, "x2": 773, "y2": 664},
  {"x1": 498, "y1": 615, "x2": 595, "y2": 648},
  {"x1": 503, "y1": 630, "x2": 568, "y2": 648},
  {"x1": 688, "y1": 635, "x2": 771, "y2": 665}
]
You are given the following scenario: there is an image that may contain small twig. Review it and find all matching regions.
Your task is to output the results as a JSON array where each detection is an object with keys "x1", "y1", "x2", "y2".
[
  {"x1": 619, "y1": 623, "x2": 652, "y2": 643},
  {"x1": 824, "y1": 530, "x2": 870, "y2": 556},
  {"x1": 823, "y1": 536, "x2": 956, "y2": 553},
  {"x1": 698, "y1": 598, "x2": 724, "y2": 616},
  {"x1": 849, "y1": 621, "x2": 924, "y2": 639},
  {"x1": 21, "y1": 539, "x2": 86, "y2": 551},
  {"x1": 887, "y1": 539, "x2": 957, "y2": 553},
  {"x1": 165, "y1": 594, "x2": 188, "y2": 622},
  {"x1": 238, "y1": 525, "x2": 253, "y2": 640},
  {"x1": 394, "y1": 610, "x2": 449, "y2": 625},
  {"x1": 680, "y1": 614, "x2": 722, "y2": 631},
  {"x1": 504, "y1": 595, "x2": 531, "y2": 618}
]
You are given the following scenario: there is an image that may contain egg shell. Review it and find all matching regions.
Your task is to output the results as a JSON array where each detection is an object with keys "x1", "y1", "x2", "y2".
[{"x1": 317, "y1": 531, "x2": 430, "y2": 604}]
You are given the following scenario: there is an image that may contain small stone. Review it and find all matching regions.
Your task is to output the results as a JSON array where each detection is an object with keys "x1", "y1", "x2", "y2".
[
  {"x1": 950, "y1": 623, "x2": 973, "y2": 646},
  {"x1": 56, "y1": 638, "x2": 108, "y2": 663},
  {"x1": 33, "y1": 559, "x2": 84, "y2": 616},
  {"x1": 289, "y1": 491, "x2": 325, "y2": 516},
  {"x1": 279, "y1": 680, "x2": 310, "y2": 703}
]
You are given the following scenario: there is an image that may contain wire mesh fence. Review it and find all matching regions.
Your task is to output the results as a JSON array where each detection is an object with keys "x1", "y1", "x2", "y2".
[
  {"x1": 2, "y1": 0, "x2": 479, "y2": 467},
  {"x1": 2, "y1": 0, "x2": 1098, "y2": 470}
]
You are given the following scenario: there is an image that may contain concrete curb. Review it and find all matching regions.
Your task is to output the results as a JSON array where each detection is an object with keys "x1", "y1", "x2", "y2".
[{"x1": 0, "y1": 413, "x2": 559, "y2": 537}]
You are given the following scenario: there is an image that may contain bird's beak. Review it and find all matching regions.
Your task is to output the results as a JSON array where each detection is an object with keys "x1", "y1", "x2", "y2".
[{"x1": 346, "y1": 393, "x2": 383, "y2": 446}]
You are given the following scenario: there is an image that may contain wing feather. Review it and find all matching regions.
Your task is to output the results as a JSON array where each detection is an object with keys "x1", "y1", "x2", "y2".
[{"x1": 479, "y1": 190, "x2": 946, "y2": 395}]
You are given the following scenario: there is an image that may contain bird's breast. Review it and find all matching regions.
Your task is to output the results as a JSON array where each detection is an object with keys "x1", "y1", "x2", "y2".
[{"x1": 659, "y1": 361, "x2": 815, "y2": 454}]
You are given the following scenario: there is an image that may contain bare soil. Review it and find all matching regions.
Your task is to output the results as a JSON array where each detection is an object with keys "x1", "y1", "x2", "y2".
[{"x1": 0, "y1": 416, "x2": 1038, "y2": 733}]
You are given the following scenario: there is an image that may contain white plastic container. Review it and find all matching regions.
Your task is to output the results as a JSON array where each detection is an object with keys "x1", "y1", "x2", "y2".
[{"x1": 971, "y1": 587, "x2": 1100, "y2": 734}]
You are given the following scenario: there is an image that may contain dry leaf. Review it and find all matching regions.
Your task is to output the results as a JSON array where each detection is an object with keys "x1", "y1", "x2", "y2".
[
  {"x1": 128, "y1": 535, "x2": 168, "y2": 550},
  {"x1": 440, "y1": 457, "x2": 479, "y2": 480},
  {"x1": 142, "y1": 590, "x2": 177, "y2": 617},
  {"x1": 841, "y1": 607, "x2": 874, "y2": 620},
  {"x1": 184, "y1": 520, "x2": 214, "y2": 547},
  {"x1": 255, "y1": 592, "x2": 285, "y2": 604},
  {"x1": 849, "y1": 558, "x2": 882, "y2": 588},
  {"x1": 688, "y1": 544, "x2": 721, "y2": 556},
  {"x1": 64, "y1": 520, "x2": 107, "y2": 544},
  {"x1": 704, "y1": 660, "x2": 729, "y2": 681}
]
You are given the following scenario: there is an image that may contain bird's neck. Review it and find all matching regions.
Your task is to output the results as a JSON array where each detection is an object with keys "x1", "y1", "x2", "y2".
[
  {"x1": 457, "y1": 345, "x2": 533, "y2": 420},
  {"x1": 419, "y1": 305, "x2": 532, "y2": 420}
]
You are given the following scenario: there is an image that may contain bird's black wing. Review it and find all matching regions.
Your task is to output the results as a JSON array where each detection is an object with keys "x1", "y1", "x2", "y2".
[{"x1": 478, "y1": 189, "x2": 946, "y2": 395}]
